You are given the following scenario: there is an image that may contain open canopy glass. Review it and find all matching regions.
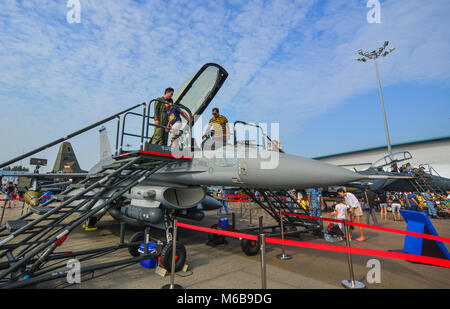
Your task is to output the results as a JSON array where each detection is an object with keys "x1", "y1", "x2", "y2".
[{"x1": 173, "y1": 63, "x2": 228, "y2": 121}]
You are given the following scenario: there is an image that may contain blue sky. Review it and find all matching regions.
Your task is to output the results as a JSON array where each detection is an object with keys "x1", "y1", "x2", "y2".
[{"x1": 0, "y1": 0, "x2": 449, "y2": 171}]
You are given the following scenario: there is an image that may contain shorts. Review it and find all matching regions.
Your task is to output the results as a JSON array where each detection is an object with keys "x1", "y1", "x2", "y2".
[
  {"x1": 353, "y1": 207, "x2": 363, "y2": 217},
  {"x1": 380, "y1": 203, "x2": 388, "y2": 208},
  {"x1": 170, "y1": 122, "x2": 183, "y2": 139},
  {"x1": 5, "y1": 194, "x2": 12, "y2": 200},
  {"x1": 391, "y1": 203, "x2": 401, "y2": 213}
]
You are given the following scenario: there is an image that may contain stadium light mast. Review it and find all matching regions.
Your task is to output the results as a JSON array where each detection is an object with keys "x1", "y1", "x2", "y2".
[{"x1": 355, "y1": 41, "x2": 396, "y2": 156}]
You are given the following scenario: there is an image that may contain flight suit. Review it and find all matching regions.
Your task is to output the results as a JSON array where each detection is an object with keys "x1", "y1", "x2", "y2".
[
  {"x1": 306, "y1": 188, "x2": 323, "y2": 217},
  {"x1": 151, "y1": 98, "x2": 169, "y2": 146},
  {"x1": 422, "y1": 192, "x2": 437, "y2": 217}
]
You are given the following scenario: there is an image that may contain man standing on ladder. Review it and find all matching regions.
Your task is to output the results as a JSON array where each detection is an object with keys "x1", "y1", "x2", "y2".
[{"x1": 151, "y1": 88, "x2": 174, "y2": 146}]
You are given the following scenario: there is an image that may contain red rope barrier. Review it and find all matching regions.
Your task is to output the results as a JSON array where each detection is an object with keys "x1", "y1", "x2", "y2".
[
  {"x1": 176, "y1": 222, "x2": 258, "y2": 241},
  {"x1": 265, "y1": 237, "x2": 450, "y2": 268},
  {"x1": 0, "y1": 196, "x2": 52, "y2": 202},
  {"x1": 283, "y1": 212, "x2": 450, "y2": 244},
  {"x1": 226, "y1": 194, "x2": 289, "y2": 200},
  {"x1": 0, "y1": 198, "x2": 24, "y2": 202},
  {"x1": 175, "y1": 221, "x2": 450, "y2": 269}
]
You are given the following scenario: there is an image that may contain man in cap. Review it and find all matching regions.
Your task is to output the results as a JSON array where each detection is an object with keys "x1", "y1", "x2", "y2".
[{"x1": 337, "y1": 188, "x2": 365, "y2": 241}]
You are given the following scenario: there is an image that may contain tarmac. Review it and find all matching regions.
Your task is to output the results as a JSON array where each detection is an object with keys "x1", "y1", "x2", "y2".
[{"x1": 0, "y1": 196, "x2": 449, "y2": 289}]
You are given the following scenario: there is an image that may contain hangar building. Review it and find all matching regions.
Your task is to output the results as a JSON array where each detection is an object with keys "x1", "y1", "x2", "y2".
[{"x1": 314, "y1": 136, "x2": 450, "y2": 178}]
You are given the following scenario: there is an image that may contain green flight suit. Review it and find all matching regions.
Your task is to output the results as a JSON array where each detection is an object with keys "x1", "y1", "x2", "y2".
[{"x1": 151, "y1": 97, "x2": 169, "y2": 146}]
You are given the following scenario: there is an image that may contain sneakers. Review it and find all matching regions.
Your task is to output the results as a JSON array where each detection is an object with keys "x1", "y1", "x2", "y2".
[{"x1": 356, "y1": 237, "x2": 365, "y2": 242}]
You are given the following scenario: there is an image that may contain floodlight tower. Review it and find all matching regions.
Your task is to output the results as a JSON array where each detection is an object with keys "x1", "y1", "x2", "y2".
[{"x1": 355, "y1": 41, "x2": 396, "y2": 156}]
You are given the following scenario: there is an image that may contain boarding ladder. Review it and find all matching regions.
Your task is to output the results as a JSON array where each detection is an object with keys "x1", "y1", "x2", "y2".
[
  {"x1": 241, "y1": 188, "x2": 321, "y2": 233},
  {"x1": 0, "y1": 102, "x2": 194, "y2": 288},
  {"x1": 231, "y1": 121, "x2": 321, "y2": 233},
  {"x1": 410, "y1": 178, "x2": 443, "y2": 195}
]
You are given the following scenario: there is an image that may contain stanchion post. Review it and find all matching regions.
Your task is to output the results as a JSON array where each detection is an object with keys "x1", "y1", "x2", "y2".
[
  {"x1": 248, "y1": 205, "x2": 254, "y2": 227},
  {"x1": 240, "y1": 200, "x2": 243, "y2": 218},
  {"x1": 260, "y1": 233, "x2": 267, "y2": 289},
  {"x1": 20, "y1": 199, "x2": 26, "y2": 217},
  {"x1": 277, "y1": 209, "x2": 292, "y2": 260},
  {"x1": 0, "y1": 200, "x2": 6, "y2": 226},
  {"x1": 144, "y1": 227, "x2": 150, "y2": 254},
  {"x1": 162, "y1": 220, "x2": 183, "y2": 289},
  {"x1": 341, "y1": 220, "x2": 365, "y2": 289},
  {"x1": 119, "y1": 222, "x2": 125, "y2": 244}
]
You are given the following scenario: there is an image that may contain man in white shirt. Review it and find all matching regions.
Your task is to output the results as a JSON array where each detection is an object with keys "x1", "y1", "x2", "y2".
[{"x1": 337, "y1": 189, "x2": 365, "y2": 241}]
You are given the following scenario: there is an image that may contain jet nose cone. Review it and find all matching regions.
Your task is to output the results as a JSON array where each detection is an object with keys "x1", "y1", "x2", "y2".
[{"x1": 238, "y1": 152, "x2": 363, "y2": 190}]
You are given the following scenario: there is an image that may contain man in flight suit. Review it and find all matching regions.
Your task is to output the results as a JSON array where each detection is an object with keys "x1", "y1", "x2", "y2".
[{"x1": 151, "y1": 88, "x2": 174, "y2": 146}]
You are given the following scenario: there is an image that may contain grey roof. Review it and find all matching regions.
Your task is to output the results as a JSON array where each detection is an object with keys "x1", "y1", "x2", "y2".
[{"x1": 314, "y1": 136, "x2": 450, "y2": 160}]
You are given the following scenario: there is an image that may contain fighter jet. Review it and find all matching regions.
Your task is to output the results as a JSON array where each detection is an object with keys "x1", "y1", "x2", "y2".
[
  {"x1": 0, "y1": 63, "x2": 413, "y2": 285},
  {"x1": 2, "y1": 63, "x2": 398, "y2": 226},
  {"x1": 43, "y1": 64, "x2": 401, "y2": 233},
  {"x1": 345, "y1": 151, "x2": 450, "y2": 193}
]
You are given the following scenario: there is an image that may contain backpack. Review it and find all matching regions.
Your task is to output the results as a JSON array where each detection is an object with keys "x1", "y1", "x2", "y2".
[{"x1": 327, "y1": 223, "x2": 343, "y2": 236}]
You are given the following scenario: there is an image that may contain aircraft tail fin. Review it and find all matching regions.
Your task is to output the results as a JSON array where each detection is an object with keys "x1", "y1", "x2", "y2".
[
  {"x1": 99, "y1": 126, "x2": 112, "y2": 160},
  {"x1": 52, "y1": 142, "x2": 87, "y2": 173}
]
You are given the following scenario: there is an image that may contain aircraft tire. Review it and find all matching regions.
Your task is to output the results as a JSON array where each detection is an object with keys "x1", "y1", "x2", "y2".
[
  {"x1": 241, "y1": 238, "x2": 260, "y2": 256},
  {"x1": 160, "y1": 241, "x2": 187, "y2": 272},
  {"x1": 128, "y1": 232, "x2": 145, "y2": 257}
]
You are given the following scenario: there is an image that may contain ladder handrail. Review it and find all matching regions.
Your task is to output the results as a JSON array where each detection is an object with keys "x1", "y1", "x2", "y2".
[
  {"x1": 419, "y1": 164, "x2": 442, "y2": 177},
  {"x1": 144, "y1": 99, "x2": 194, "y2": 151},
  {"x1": 0, "y1": 159, "x2": 167, "y2": 281},
  {"x1": 0, "y1": 103, "x2": 145, "y2": 170}
]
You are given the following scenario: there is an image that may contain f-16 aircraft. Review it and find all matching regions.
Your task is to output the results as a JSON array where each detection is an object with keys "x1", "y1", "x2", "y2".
[
  {"x1": 0, "y1": 63, "x2": 401, "y2": 287},
  {"x1": 347, "y1": 151, "x2": 450, "y2": 193}
]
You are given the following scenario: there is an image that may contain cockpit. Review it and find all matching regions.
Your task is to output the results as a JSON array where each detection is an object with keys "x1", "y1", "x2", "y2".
[{"x1": 119, "y1": 63, "x2": 283, "y2": 156}]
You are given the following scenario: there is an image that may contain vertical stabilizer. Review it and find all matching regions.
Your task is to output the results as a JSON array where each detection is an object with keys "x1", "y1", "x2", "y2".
[
  {"x1": 52, "y1": 142, "x2": 87, "y2": 173},
  {"x1": 99, "y1": 126, "x2": 112, "y2": 160}
]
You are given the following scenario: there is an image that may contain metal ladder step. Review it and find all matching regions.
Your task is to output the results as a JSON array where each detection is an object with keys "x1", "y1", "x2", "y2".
[
  {"x1": 53, "y1": 194, "x2": 104, "y2": 202},
  {"x1": 69, "y1": 183, "x2": 87, "y2": 189},
  {"x1": 30, "y1": 207, "x2": 52, "y2": 215},
  {"x1": 6, "y1": 220, "x2": 29, "y2": 233}
]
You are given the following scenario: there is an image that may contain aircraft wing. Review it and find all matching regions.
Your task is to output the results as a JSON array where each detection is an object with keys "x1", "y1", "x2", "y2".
[{"x1": 362, "y1": 174, "x2": 414, "y2": 180}]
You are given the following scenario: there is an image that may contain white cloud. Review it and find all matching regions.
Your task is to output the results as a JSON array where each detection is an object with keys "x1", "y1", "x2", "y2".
[{"x1": 232, "y1": 0, "x2": 450, "y2": 129}]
